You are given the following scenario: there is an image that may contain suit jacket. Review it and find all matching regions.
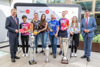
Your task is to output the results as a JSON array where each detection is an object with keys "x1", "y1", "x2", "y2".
[
  {"x1": 81, "y1": 17, "x2": 97, "y2": 37},
  {"x1": 5, "y1": 16, "x2": 19, "y2": 37}
]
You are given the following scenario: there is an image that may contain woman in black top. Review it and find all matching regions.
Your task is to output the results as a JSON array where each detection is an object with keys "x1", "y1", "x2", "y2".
[{"x1": 38, "y1": 14, "x2": 48, "y2": 54}]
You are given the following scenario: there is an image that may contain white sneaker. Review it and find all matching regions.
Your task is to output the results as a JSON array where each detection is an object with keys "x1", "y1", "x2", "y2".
[
  {"x1": 74, "y1": 53, "x2": 77, "y2": 57},
  {"x1": 26, "y1": 53, "x2": 28, "y2": 57},
  {"x1": 22, "y1": 53, "x2": 25, "y2": 57},
  {"x1": 71, "y1": 53, "x2": 74, "y2": 57}
]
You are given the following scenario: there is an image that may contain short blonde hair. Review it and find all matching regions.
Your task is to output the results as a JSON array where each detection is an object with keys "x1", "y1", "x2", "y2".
[
  {"x1": 51, "y1": 14, "x2": 54, "y2": 16},
  {"x1": 11, "y1": 8, "x2": 16, "y2": 12}
]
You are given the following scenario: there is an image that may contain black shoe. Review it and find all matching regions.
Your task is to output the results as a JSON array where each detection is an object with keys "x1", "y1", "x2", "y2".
[
  {"x1": 69, "y1": 45, "x2": 71, "y2": 48},
  {"x1": 53, "y1": 54, "x2": 56, "y2": 58},
  {"x1": 87, "y1": 57, "x2": 90, "y2": 62},
  {"x1": 40, "y1": 50, "x2": 44, "y2": 53},
  {"x1": 11, "y1": 58, "x2": 15, "y2": 62},
  {"x1": 81, "y1": 55, "x2": 87, "y2": 59},
  {"x1": 59, "y1": 51, "x2": 62, "y2": 55},
  {"x1": 44, "y1": 53, "x2": 45, "y2": 55},
  {"x1": 36, "y1": 51, "x2": 38, "y2": 54},
  {"x1": 63, "y1": 53, "x2": 64, "y2": 56},
  {"x1": 50, "y1": 52, "x2": 53, "y2": 55},
  {"x1": 15, "y1": 56, "x2": 20, "y2": 59}
]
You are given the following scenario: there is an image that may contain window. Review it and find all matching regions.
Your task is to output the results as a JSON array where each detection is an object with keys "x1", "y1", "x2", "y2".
[
  {"x1": 95, "y1": 0, "x2": 100, "y2": 12},
  {"x1": 72, "y1": 0, "x2": 83, "y2": 1},
  {"x1": 95, "y1": 14, "x2": 100, "y2": 35},
  {"x1": 49, "y1": 0, "x2": 65, "y2": 3},
  {"x1": 34, "y1": 0, "x2": 47, "y2": 3},
  {"x1": 73, "y1": 1, "x2": 92, "y2": 12}
]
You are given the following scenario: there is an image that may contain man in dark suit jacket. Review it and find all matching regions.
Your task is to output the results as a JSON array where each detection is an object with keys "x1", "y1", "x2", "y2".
[
  {"x1": 81, "y1": 10, "x2": 97, "y2": 62},
  {"x1": 5, "y1": 8, "x2": 20, "y2": 62}
]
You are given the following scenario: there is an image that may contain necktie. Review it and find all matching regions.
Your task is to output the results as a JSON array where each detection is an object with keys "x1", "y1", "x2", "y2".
[
  {"x1": 86, "y1": 18, "x2": 88, "y2": 26},
  {"x1": 14, "y1": 17, "x2": 17, "y2": 25}
]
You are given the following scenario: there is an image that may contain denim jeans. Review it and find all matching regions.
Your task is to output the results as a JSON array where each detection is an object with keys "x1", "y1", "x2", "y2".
[
  {"x1": 33, "y1": 34, "x2": 40, "y2": 51},
  {"x1": 40, "y1": 32, "x2": 47, "y2": 49},
  {"x1": 49, "y1": 35, "x2": 57, "y2": 55}
]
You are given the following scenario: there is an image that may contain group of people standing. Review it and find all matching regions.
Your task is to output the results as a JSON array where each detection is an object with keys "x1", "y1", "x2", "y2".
[{"x1": 5, "y1": 8, "x2": 97, "y2": 63}]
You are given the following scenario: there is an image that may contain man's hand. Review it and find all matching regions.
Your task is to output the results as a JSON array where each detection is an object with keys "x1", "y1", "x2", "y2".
[
  {"x1": 50, "y1": 29, "x2": 53, "y2": 32},
  {"x1": 15, "y1": 29, "x2": 19, "y2": 33},
  {"x1": 63, "y1": 27, "x2": 68, "y2": 30},
  {"x1": 84, "y1": 29, "x2": 90, "y2": 33},
  {"x1": 86, "y1": 30, "x2": 90, "y2": 33},
  {"x1": 54, "y1": 33, "x2": 58, "y2": 38}
]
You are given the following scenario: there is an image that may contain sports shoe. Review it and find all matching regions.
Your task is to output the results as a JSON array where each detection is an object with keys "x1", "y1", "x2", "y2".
[{"x1": 22, "y1": 53, "x2": 25, "y2": 57}]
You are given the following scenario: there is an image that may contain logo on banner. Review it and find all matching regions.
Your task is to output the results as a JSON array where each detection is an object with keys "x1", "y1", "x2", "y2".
[
  {"x1": 26, "y1": 9, "x2": 30, "y2": 14},
  {"x1": 65, "y1": 10, "x2": 68, "y2": 14},
  {"x1": 54, "y1": 17, "x2": 56, "y2": 20},
  {"x1": 45, "y1": 10, "x2": 49, "y2": 14}
]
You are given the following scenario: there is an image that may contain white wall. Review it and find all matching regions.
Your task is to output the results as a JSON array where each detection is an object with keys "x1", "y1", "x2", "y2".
[
  {"x1": 0, "y1": 0, "x2": 33, "y2": 42},
  {"x1": 0, "y1": 0, "x2": 11, "y2": 42}
]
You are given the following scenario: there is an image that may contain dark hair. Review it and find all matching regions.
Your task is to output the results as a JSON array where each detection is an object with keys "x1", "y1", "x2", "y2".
[
  {"x1": 22, "y1": 15, "x2": 27, "y2": 19},
  {"x1": 39, "y1": 14, "x2": 46, "y2": 27}
]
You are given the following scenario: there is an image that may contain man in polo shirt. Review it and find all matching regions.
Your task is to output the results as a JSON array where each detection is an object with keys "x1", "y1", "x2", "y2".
[{"x1": 48, "y1": 14, "x2": 59, "y2": 58}]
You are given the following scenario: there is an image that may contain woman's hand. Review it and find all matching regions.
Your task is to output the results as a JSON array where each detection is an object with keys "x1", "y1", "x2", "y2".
[
  {"x1": 70, "y1": 32, "x2": 74, "y2": 35},
  {"x1": 77, "y1": 31, "x2": 80, "y2": 33},
  {"x1": 37, "y1": 31, "x2": 41, "y2": 34},
  {"x1": 34, "y1": 33, "x2": 37, "y2": 36}
]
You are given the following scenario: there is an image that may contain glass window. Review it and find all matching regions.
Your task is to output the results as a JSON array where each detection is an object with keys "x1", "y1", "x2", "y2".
[
  {"x1": 72, "y1": 0, "x2": 83, "y2": 1},
  {"x1": 34, "y1": 0, "x2": 47, "y2": 3},
  {"x1": 73, "y1": 1, "x2": 92, "y2": 12},
  {"x1": 49, "y1": 0, "x2": 65, "y2": 3},
  {"x1": 81, "y1": 14, "x2": 84, "y2": 20},
  {"x1": 95, "y1": 0, "x2": 100, "y2": 12},
  {"x1": 95, "y1": 14, "x2": 100, "y2": 35}
]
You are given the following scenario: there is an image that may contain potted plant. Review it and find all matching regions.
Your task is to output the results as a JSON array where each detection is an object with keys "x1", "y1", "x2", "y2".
[{"x1": 78, "y1": 34, "x2": 100, "y2": 52}]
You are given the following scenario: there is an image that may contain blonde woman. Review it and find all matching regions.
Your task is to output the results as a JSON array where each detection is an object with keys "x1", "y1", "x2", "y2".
[{"x1": 69, "y1": 16, "x2": 80, "y2": 57}]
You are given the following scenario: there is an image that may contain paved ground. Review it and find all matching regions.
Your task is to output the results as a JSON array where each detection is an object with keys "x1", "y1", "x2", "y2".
[{"x1": 0, "y1": 42, "x2": 100, "y2": 67}]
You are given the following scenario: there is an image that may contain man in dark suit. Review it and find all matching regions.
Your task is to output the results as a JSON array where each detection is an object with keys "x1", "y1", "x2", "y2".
[
  {"x1": 5, "y1": 8, "x2": 20, "y2": 62},
  {"x1": 81, "y1": 10, "x2": 97, "y2": 62}
]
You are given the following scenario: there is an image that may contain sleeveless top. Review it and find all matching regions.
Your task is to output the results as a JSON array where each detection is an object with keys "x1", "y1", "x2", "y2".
[
  {"x1": 31, "y1": 20, "x2": 40, "y2": 31},
  {"x1": 39, "y1": 21, "x2": 47, "y2": 33}
]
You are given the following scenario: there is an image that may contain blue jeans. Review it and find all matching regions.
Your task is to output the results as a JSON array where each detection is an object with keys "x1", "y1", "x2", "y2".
[
  {"x1": 83, "y1": 34, "x2": 93, "y2": 57},
  {"x1": 40, "y1": 32, "x2": 47, "y2": 49},
  {"x1": 49, "y1": 35, "x2": 57, "y2": 55},
  {"x1": 33, "y1": 34, "x2": 40, "y2": 51}
]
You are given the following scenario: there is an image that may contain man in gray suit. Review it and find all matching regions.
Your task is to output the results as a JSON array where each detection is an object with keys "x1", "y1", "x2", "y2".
[
  {"x1": 5, "y1": 8, "x2": 20, "y2": 62},
  {"x1": 81, "y1": 10, "x2": 97, "y2": 62}
]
